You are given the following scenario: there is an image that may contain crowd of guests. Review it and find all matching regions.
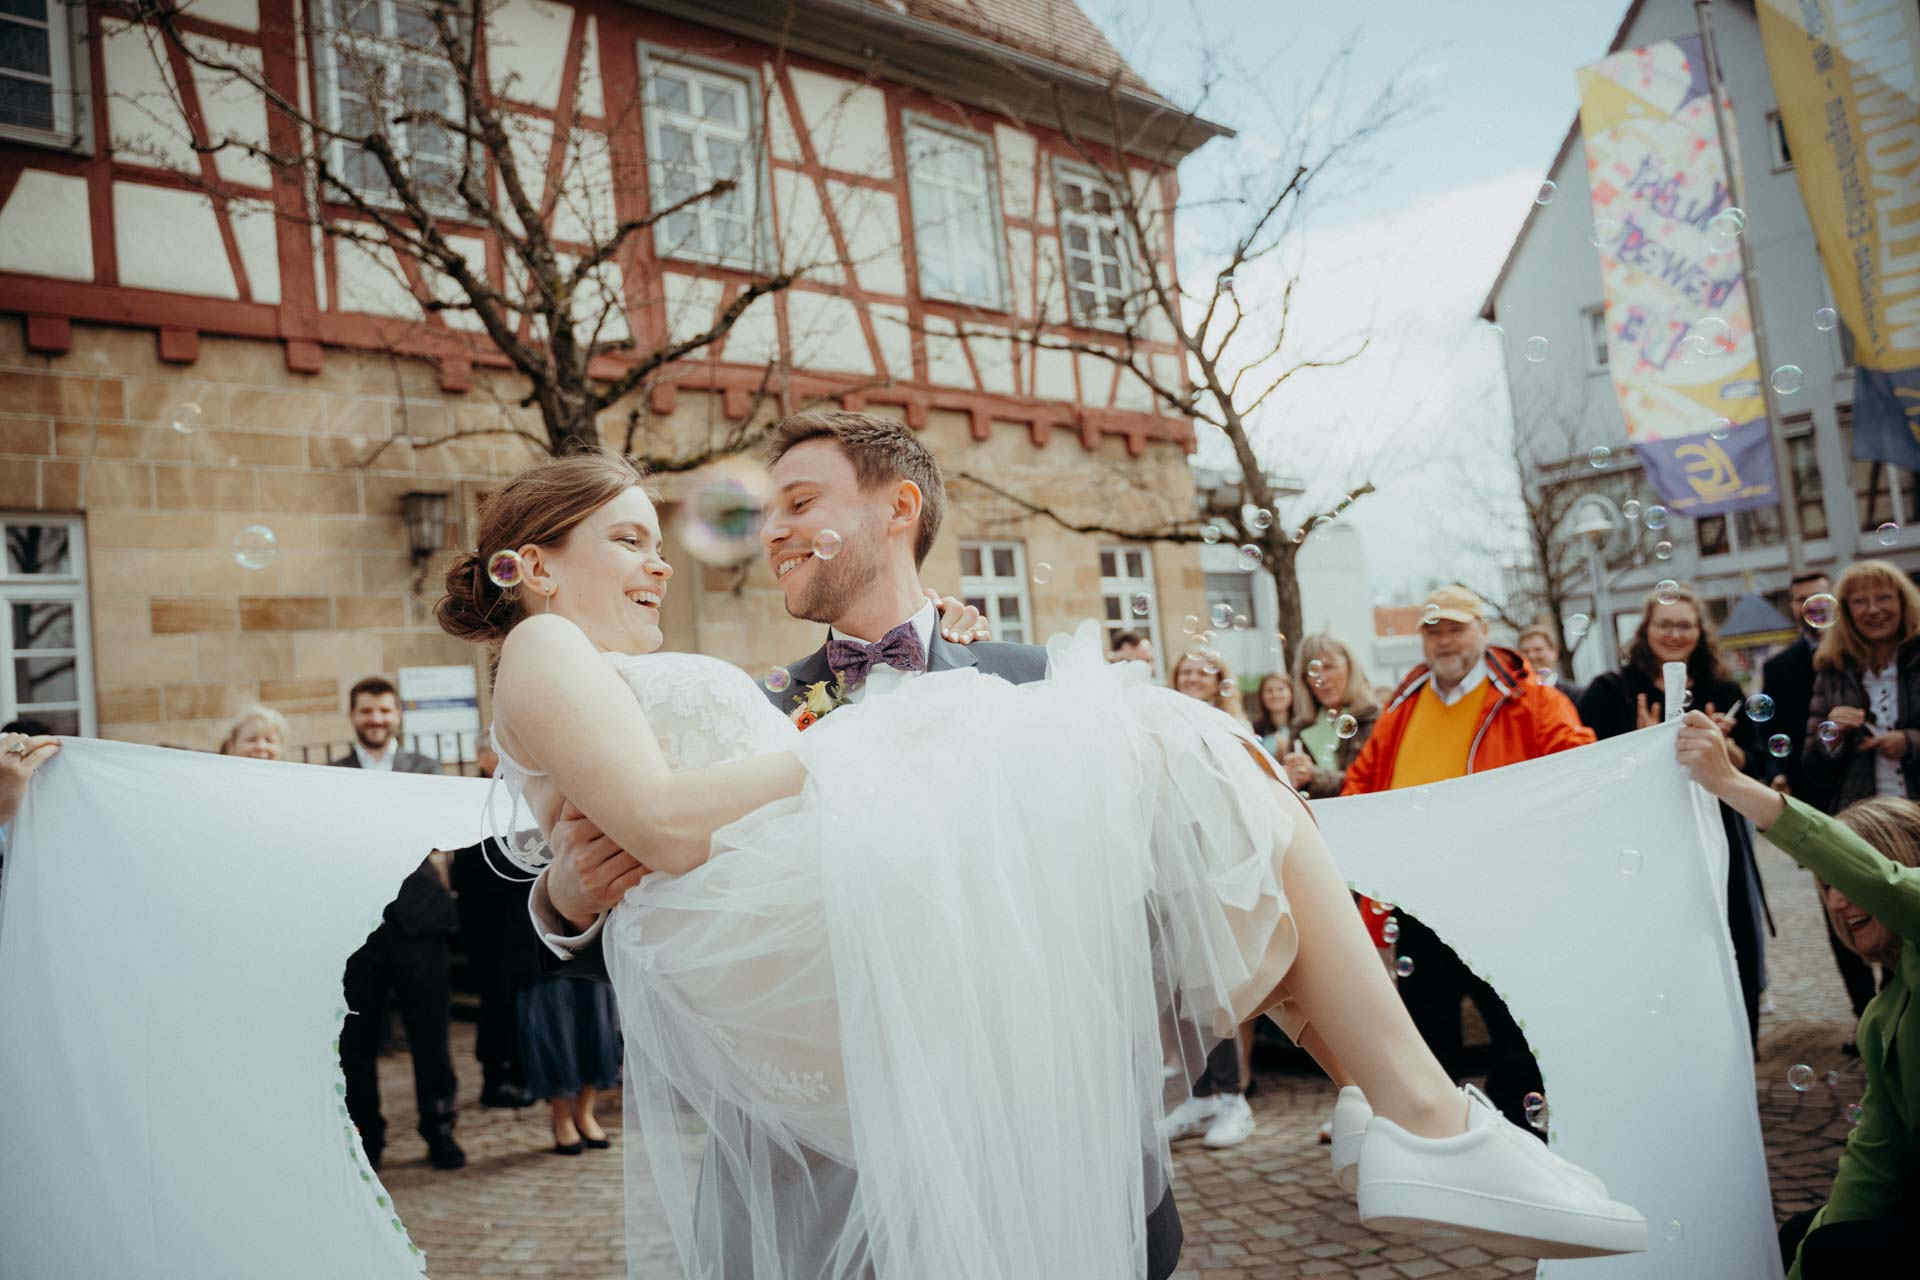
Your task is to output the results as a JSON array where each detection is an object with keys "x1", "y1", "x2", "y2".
[{"x1": 1136, "y1": 561, "x2": 1918, "y2": 1275}]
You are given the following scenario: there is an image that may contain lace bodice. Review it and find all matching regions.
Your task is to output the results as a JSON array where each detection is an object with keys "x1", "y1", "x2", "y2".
[{"x1": 600, "y1": 650, "x2": 799, "y2": 768}]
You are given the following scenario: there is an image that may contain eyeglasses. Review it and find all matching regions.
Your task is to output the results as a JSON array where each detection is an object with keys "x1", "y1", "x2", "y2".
[{"x1": 1650, "y1": 621, "x2": 1700, "y2": 634}]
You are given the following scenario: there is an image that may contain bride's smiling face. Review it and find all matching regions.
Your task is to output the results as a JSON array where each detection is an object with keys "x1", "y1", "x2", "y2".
[{"x1": 521, "y1": 486, "x2": 673, "y2": 654}]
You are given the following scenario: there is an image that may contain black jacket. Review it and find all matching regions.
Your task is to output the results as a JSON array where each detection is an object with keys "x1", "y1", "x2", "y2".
[
  {"x1": 331, "y1": 748, "x2": 457, "y2": 938},
  {"x1": 1802, "y1": 634, "x2": 1920, "y2": 812},
  {"x1": 1759, "y1": 635, "x2": 1818, "y2": 799}
]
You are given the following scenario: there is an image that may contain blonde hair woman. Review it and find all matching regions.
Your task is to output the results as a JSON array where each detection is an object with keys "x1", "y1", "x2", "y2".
[
  {"x1": 1805, "y1": 559, "x2": 1920, "y2": 813},
  {"x1": 1169, "y1": 648, "x2": 1247, "y2": 722},
  {"x1": 1286, "y1": 635, "x2": 1380, "y2": 799},
  {"x1": 218, "y1": 704, "x2": 289, "y2": 760}
]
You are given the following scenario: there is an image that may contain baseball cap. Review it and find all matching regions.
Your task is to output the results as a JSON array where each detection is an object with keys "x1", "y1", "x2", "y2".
[{"x1": 1421, "y1": 585, "x2": 1486, "y2": 625}]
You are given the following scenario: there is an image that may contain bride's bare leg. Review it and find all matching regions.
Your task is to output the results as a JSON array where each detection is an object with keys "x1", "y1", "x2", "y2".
[
  {"x1": 1272, "y1": 795, "x2": 1463, "y2": 1140},
  {"x1": 1292, "y1": 1023, "x2": 1353, "y2": 1089}
]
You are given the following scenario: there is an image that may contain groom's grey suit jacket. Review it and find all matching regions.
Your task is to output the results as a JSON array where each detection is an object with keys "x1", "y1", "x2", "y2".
[{"x1": 563, "y1": 628, "x2": 1184, "y2": 1280}]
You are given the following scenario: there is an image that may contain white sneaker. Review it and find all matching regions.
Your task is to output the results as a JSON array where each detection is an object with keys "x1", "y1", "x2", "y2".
[
  {"x1": 1201, "y1": 1093, "x2": 1255, "y2": 1148},
  {"x1": 1330, "y1": 1086, "x2": 1370, "y2": 1193},
  {"x1": 1356, "y1": 1086, "x2": 1647, "y2": 1258},
  {"x1": 1160, "y1": 1094, "x2": 1222, "y2": 1142}
]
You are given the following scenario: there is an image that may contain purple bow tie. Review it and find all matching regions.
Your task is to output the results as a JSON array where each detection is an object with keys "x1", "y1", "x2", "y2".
[{"x1": 826, "y1": 622, "x2": 927, "y2": 688}]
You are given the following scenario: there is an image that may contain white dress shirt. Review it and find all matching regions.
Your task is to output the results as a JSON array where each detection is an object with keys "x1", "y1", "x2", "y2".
[
  {"x1": 531, "y1": 601, "x2": 942, "y2": 956},
  {"x1": 1864, "y1": 661, "x2": 1903, "y2": 797},
  {"x1": 351, "y1": 740, "x2": 397, "y2": 771},
  {"x1": 1429, "y1": 659, "x2": 1489, "y2": 707}
]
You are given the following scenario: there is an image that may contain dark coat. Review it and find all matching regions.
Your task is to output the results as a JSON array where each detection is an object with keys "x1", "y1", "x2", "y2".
[
  {"x1": 331, "y1": 747, "x2": 457, "y2": 938},
  {"x1": 1760, "y1": 635, "x2": 1819, "y2": 799},
  {"x1": 1298, "y1": 705, "x2": 1379, "y2": 798},
  {"x1": 1802, "y1": 635, "x2": 1920, "y2": 813}
]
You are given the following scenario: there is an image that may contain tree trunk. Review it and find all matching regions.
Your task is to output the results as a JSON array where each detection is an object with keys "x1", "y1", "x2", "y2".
[{"x1": 1267, "y1": 537, "x2": 1305, "y2": 664}]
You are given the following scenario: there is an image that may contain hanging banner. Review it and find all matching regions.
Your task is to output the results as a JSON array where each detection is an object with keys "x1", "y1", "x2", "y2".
[
  {"x1": 1578, "y1": 36, "x2": 1779, "y2": 515},
  {"x1": 1756, "y1": 0, "x2": 1920, "y2": 470}
]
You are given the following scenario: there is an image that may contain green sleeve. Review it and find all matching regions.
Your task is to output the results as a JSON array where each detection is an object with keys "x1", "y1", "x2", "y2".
[
  {"x1": 1762, "y1": 797, "x2": 1920, "y2": 942},
  {"x1": 1787, "y1": 1075, "x2": 1911, "y2": 1277}
]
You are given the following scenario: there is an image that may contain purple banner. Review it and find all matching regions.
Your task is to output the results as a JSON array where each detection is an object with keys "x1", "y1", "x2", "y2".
[{"x1": 1633, "y1": 418, "x2": 1778, "y2": 516}]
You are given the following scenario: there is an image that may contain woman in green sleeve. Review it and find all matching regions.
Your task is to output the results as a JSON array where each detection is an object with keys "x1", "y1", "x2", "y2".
[{"x1": 1675, "y1": 710, "x2": 1920, "y2": 1277}]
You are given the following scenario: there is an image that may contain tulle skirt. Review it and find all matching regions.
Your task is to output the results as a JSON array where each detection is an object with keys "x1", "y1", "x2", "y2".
[{"x1": 604, "y1": 625, "x2": 1303, "y2": 1280}]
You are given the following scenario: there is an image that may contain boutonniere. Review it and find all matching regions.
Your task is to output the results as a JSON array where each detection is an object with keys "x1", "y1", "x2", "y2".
[{"x1": 791, "y1": 676, "x2": 851, "y2": 730}]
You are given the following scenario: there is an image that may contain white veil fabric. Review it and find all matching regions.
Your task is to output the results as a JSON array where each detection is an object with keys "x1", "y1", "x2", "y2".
[{"x1": 594, "y1": 625, "x2": 1303, "y2": 1280}]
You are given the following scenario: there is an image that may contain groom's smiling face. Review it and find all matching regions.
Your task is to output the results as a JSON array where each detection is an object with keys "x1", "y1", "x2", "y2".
[{"x1": 764, "y1": 439, "x2": 884, "y2": 624}]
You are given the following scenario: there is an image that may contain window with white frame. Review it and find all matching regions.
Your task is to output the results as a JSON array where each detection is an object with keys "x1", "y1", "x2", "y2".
[
  {"x1": 905, "y1": 120, "x2": 1005, "y2": 308},
  {"x1": 2, "y1": 517, "x2": 93, "y2": 738},
  {"x1": 0, "y1": 0, "x2": 83, "y2": 146},
  {"x1": 642, "y1": 53, "x2": 758, "y2": 267},
  {"x1": 1582, "y1": 304, "x2": 1609, "y2": 372},
  {"x1": 1056, "y1": 167, "x2": 1130, "y2": 326},
  {"x1": 1099, "y1": 545, "x2": 1158, "y2": 667},
  {"x1": 959, "y1": 541, "x2": 1032, "y2": 644},
  {"x1": 317, "y1": 0, "x2": 465, "y2": 209}
]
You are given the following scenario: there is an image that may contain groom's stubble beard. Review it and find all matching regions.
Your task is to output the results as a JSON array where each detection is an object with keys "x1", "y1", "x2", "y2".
[{"x1": 787, "y1": 519, "x2": 884, "y2": 625}]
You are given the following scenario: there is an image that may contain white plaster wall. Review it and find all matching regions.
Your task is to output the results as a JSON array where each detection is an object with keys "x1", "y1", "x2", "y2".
[
  {"x1": 995, "y1": 125, "x2": 1037, "y2": 221},
  {"x1": 180, "y1": 37, "x2": 273, "y2": 189},
  {"x1": 114, "y1": 183, "x2": 236, "y2": 298},
  {"x1": 785, "y1": 290, "x2": 871, "y2": 374},
  {"x1": 1005, "y1": 226, "x2": 1034, "y2": 316},
  {"x1": 772, "y1": 168, "x2": 840, "y2": 282},
  {"x1": 570, "y1": 260, "x2": 628, "y2": 343},
  {"x1": 228, "y1": 198, "x2": 281, "y2": 305},
  {"x1": 763, "y1": 66, "x2": 802, "y2": 164},
  {"x1": 575, "y1": 17, "x2": 603, "y2": 118},
  {"x1": 497, "y1": 113, "x2": 556, "y2": 239},
  {"x1": 423, "y1": 232, "x2": 493, "y2": 333},
  {"x1": 486, "y1": 0, "x2": 574, "y2": 112},
  {"x1": 103, "y1": 22, "x2": 197, "y2": 175},
  {"x1": 868, "y1": 302, "x2": 917, "y2": 382},
  {"x1": 923, "y1": 317, "x2": 973, "y2": 388},
  {"x1": 661, "y1": 271, "x2": 726, "y2": 346},
  {"x1": 0, "y1": 170, "x2": 92, "y2": 280},
  {"x1": 1150, "y1": 354, "x2": 1183, "y2": 414},
  {"x1": 827, "y1": 181, "x2": 905, "y2": 297},
  {"x1": 970, "y1": 327, "x2": 1016, "y2": 396},
  {"x1": 1077, "y1": 351, "x2": 1112, "y2": 406},
  {"x1": 1032, "y1": 345, "x2": 1076, "y2": 400},
  {"x1": 185, "y1": 0, "x2": 259, "y2": 30},
  {"x1": 721, "y1": 293, "x2": 781, "y2": 366},
  {"x1": 552, "y1": 126, "x2": 615, "y2": 246},
  {"x1": 333, "y1": 235, "x2": 418, "y2": 317},
  {"x1": 787, "y1": 68, "x2": 892, "y2": 179}
]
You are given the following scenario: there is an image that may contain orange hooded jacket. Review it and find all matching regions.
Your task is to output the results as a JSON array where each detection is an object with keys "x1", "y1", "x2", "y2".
[{"x1": 1340, "y1": 644, "x2": 1595, "y2": 797}]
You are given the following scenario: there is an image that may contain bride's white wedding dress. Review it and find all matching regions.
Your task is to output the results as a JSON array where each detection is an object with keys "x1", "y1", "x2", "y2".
[{"x1": 496, "y1": 624, "x2": 1305, "y2": 1280}]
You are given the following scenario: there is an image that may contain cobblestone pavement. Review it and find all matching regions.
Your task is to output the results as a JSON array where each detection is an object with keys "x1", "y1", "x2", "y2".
[{"x1": 376, "y1": 838, "x2": 1865, "y2": 1278}]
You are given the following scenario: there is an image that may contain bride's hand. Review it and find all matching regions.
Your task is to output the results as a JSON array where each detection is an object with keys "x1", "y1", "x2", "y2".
[
  {"x1": 549, "y1": 800, "x2": 651, "y2": 929},
  {"x1": 927, "y1": 590, "x2": 992, "y2": 644}
]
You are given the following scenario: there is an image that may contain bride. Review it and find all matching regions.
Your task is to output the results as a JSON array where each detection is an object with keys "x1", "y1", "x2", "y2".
[{"x1": 435, "y1": 450, "x2": 1647, "y2": 1279}]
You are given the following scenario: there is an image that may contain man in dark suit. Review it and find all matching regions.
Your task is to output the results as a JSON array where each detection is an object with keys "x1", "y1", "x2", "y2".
[
  {"x1": 1762, "y1": 570, "x2": 1880, "y2": 1028},
  {"x1": 532, "y1": 410, "x2": 1183, "y2": 1279},
  {"x1": 332, "y1": 675, "x2": 466, "y2": 1171}
]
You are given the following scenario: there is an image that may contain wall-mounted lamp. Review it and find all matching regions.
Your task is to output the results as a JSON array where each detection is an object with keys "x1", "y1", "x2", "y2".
[{"x1": 401, "y1": 490, "x2": 451, "y2": 564}]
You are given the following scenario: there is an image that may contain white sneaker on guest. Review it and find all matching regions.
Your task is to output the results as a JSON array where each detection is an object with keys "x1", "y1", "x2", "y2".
[
  {"x1": 1160, "y1": 1094, "x2": 1222, "y2": 1142},
  {"x1": 1202, "y1": 1093, "x2": 1255, "y2": 1148},
  {"x1": 1356, "y1": 1085, "x2": 1647, "y2": 1258},
  {"x1": 1330, "y1": 1086, "x2": 1370, "y2": 1193}
]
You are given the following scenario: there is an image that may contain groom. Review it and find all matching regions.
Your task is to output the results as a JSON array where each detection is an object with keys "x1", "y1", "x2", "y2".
[{"x1": 533, "y1": 408, "x2": 1184, "y2": 1279}]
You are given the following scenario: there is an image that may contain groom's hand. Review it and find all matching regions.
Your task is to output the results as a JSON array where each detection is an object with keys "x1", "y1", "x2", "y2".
[{"x1": 549, "y1": 801, "x2": 650, "y2": 929}]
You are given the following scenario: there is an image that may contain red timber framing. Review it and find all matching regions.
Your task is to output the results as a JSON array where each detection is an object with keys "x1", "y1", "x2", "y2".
[{"x1": 0, "y1": 0, "x2": 1193, "y2": 456}]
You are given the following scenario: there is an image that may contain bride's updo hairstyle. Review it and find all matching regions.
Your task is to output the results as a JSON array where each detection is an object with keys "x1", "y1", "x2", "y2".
[{"x1": 435, "y1": 449, "x2": 644, "y2": 644}]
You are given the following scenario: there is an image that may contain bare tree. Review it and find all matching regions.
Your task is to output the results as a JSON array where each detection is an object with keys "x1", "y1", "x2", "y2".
[
  {"x1": 925, "y1": 37, "x2": 1431, "y2": 649},
  {"x1": 116, "y1": 0, "x2": 815, "y2": 460}
]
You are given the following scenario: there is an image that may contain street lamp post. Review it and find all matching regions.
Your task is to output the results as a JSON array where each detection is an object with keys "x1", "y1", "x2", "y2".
[{"x1": 1567, "y1": 498, "x2": 1623, "y2": 672}]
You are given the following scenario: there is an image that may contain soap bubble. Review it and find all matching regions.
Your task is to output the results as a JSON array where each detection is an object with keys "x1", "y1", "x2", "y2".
[
  {"x1": 1708, "y1": 416, "x2": 1733, "y2": 440},
  {"x1": 1707, "y1": 206, "x2": 1746, "y2": 240},
  {"x1": 1818, "y1": 720, "x2": 1840, "y2": 745},
  {"x1": 1524, "y1": 336, "x2": 1551, "y2": 363},
  {"x1": 1394, "y1": 956, "x2": 1415, "y2": 978},
  {"x1": 1130, "y1": 591, "x2": 1152, "y2": 618},
  {"x1": 1877, "y1": 522, "x2": 1899, "y2": 547},
  {"x1": 1802, "y1": 593, "x2": 1838, "y2": 629},
  {"x1": 1770, "y1": 364, "x2": 1805, "y2": 395},
  {"x1": 1768, "y1": 733, "x2": 1791, "y2": 757},
  {"x1": 1691, "y1": 315, "x2": 1731, "y2": 346},
  {"x1": 1246, "y1": 507, "x2": 1274, "y2": 533},
  {"x1": 1565, "y1": 612, "x2": 1590, "y2": 640},
  {"x1": 1032, "y1": 561, "x2": 1052, "y2": 585},
  {"x1": 1335, "y1": 713, "x2": 1359, "y2": 740},
  {"x1": 1307, "y1": 659, "x2": 1324, "y2": 679},
  {"x1": 1589, "y1": 217, "x2": 1621, "y2": 249},
  {"x1": 1211, "y1": 602, "x2": 1234, "y2": 629},
  {"x1": 1534, "y1": 180, "x2": 1557, "y2": 205},
  {"x1": 1644, "y1": 505, "x2": 1668, "y2": 530},
  {"x1": 763, "y1": 668, "x2": 792, "y2": 693},
  {"x1": 1381, "y1": 917, "x2": 1400, "y2": 943},
  {"x1": 484, "y1": 549, "x2": 523, "y2": 588},
  {"x1": 233, "y1": 525, "x2": 278, "y2": 571},
  {"x1": 1622, "y1": 499, "x2": 1642, "y2": 520},
  {"x1": 1663, "y1": 1220, "x2": 1684, "y2": 1243},
  {"x1": 1236, "y1": 544, "x2": 1262, "y2": 571},
  {"x1": 1289, "y1": 527, "x2": 1306, "y2": 545},
  {"x1": 1618, "y1": 848, "x2": 1643, "y2": 876},
  {"x1": 1655, "y1": 578, "x2": 1680, "y2": 605},
  {"x1": 1201, "y1": 522, "x2": 1224, "y2": 544},
  {"x1": 1587, "y1": 445, "x2": 1610, "y2": 468},
  {"x1": 1648, "y1": 991, "x2": 1669, "y2": 1016},
  {"x1": 1814, "y1": 306, "x2": 1838, "y2": 332},
  {"x1": 1182, "y1": 614, "x2": 1201, "y2": 635},
  {"x1": 812, "y1": 529, "x2": 843, "y2": 560},
  {"x1": 1846, "y1": 1102, "x2": 1863, "y2": 1125},
  {"x1": 1654, "y1": 540, "x2": 1674, "y2": 561},
  {"x1": 1232, "y1": 613, "x2": 1252, "y2": 631},
  {"x1": 1787, "y1": 1063, "x2": 1815, "y2": 1092},
  {"x1": 168, "y1": 402, "x2": 204, "y2": 435},
  {"x1": 1523, "y1": 1092, "x2": 1548, "y2": 1131},
  {"x1": 1825, "y1": 1069, "x2": 1841, "y2": 1089},
  {"x1": 1748, "y1": 694, "x2": 1775, "y2": 722},
  {"x1": 680, "y1": 458, "x2": 773, "y2": 566}
]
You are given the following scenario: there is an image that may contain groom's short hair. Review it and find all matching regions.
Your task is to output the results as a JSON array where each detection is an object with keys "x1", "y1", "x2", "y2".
[{"x1": 766, "y1": 409, "x2": 945, "y2": 565}]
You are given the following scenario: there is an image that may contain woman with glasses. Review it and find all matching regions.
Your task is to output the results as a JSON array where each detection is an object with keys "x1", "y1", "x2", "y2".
[
  {"x1": 1577, "y1": 583, "x2": 1768, "y2": 1047},
  {"x1": 1802, "y1": 559, "x2": 1920, "y2": 814}
]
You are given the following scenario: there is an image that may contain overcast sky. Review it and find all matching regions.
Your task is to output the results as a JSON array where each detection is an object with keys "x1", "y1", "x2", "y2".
[{"x1": 1081, "y1": 0, "x2": 1631, "y2": 600}]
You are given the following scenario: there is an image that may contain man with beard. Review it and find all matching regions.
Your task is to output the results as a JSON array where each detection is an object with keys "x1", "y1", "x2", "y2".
[
  {"x1": 1339, "y1": 587, "x2": 1593, "y2": 1139},
  {"x1": 331, "y1": 677, "x2": 465, "y2": 1171}
]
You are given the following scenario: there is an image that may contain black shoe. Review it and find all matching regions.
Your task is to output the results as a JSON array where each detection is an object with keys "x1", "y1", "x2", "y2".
[
  {"x1": 582, "y1": 1134, "x2": 611, "y2": 1150},
  {"x1": 551, "y1": 1140, "x2": 584, "y2": 1156},
  {"x1": 426, "y1": 1134, "x2": 467, "y2": 1170},
  {"x1": 1841, "y1": 1040, "x2": 1860, "y2": 1058},
  {"x1": 480, "y1": 1081, "x2": 534, "y2": 1109}
]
